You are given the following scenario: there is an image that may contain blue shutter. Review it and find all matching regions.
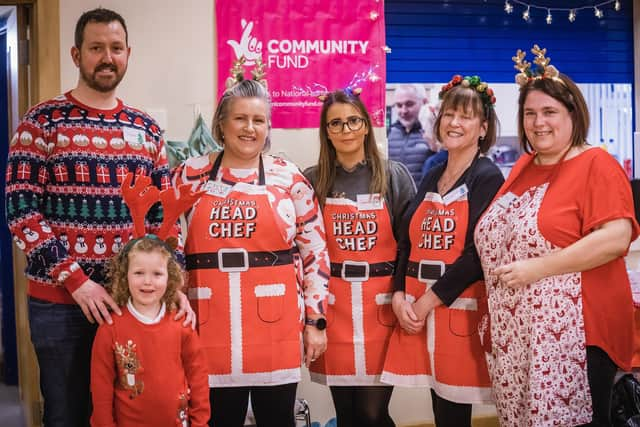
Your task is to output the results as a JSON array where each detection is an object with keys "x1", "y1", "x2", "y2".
[{"x1": 385, "y1": 0, "x2": 633, "y2": 83}]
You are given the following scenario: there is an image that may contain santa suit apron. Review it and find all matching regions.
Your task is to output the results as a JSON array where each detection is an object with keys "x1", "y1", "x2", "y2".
[
  {"x1": 474, "y1": 155, "x2": 591, "y2": 426},
  {"x1": 382, "y1": 181, "x2": 492, "y2": 404},
  {"x1": 185, "y1": 152, "x2": 302, "y2": 387},
  {"x1": 309, "y1": 195, "x2": 396, "y2": 385}
]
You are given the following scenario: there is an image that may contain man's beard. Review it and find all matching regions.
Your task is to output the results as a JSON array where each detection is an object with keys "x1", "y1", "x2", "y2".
[{"x1": 80, "y1": 62, "x2": 126, "y2": 93}]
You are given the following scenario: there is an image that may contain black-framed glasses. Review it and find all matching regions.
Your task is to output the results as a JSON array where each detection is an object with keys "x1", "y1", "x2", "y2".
[{"x1": 327, "y1": 116, "x2": 365, "y2": 134}]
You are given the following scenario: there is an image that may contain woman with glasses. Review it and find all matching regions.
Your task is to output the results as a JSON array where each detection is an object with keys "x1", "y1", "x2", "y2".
[
  {"x1": 304, "y1": 89, "x2": 415, "y2": 427},
  {"x1": 381, "y1": 75, "x2": 503, "y2": 427}
]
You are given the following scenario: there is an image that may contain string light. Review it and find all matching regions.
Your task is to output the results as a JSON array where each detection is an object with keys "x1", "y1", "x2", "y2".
[
  {"x1": 505, "y1": 0, "x2": 622, "y2": 24},
  {"x1": 594, "y1": 6, "x2": 603, "y2": 18},
  {"x1": 504, "y1": 1, "x2": 513, "y2": 14}
]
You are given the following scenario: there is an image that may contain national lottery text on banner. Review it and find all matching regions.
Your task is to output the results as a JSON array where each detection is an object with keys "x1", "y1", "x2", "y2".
[{"x1": 215, "y1": 0, "x2": 387, "y2": 129}]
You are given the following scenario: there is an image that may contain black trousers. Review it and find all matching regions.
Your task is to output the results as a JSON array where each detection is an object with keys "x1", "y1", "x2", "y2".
[
  {"x1": 430, "y1": 389, "x2": 472, "y2": 427},
  {"x1": 578, "y1": 345, "x2": 619, "y2": 427},
  {"x1": 209, "y1": 383, "x2": 298, "y2": 427},
  {"x1": 329, "y1": 385, "x2": 395, "y2": 427}
]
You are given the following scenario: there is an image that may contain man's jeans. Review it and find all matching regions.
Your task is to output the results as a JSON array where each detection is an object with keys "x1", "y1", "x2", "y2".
[{"x1": 28, "y1": 297, "x2": 97, "y2": 427}]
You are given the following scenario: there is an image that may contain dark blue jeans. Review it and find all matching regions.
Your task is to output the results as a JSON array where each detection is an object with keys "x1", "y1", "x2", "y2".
[{"x1": 28, "y1": 297, "x2": 97, "y2": 427}]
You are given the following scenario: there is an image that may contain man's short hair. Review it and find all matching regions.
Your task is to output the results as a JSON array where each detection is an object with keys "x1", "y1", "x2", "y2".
[
  {"x1": 395, "y1": 84, "x2": 427, "y2": 101},
  {"x1": 74, "y1": 8, "x2": 128, "y2": 48}
]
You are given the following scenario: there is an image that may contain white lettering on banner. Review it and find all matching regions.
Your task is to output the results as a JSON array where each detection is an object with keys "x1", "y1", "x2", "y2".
[
  {"x1": 266, "y1": 39, "x2": 369, "y2": 55},
  {"x1": 265, "y1": 39, "x2": 369, "y2": 70}
]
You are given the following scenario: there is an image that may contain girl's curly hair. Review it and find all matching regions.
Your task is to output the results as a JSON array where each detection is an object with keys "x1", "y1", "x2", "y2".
[{"x1": 106, "y1": 237, "x2": 183, "y2": 310}]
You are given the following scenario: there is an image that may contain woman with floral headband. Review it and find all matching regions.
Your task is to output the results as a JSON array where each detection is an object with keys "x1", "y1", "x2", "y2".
[
  {"x1": 304, "y1": 89, "x2": 415, "y2": 426},
  {"x1": 382, "y1": 75, "x2": 503, "y2": 427},
  {"x1": 474, "y1": 45, "x2": 639, "y2": 426},
  {"x1": 173, "y1": 65, "x2": 330, "y2": 427}
]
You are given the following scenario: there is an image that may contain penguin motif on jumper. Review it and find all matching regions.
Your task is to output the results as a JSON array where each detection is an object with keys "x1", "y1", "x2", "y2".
[
  {"x1": 93, "y1": 235, "x2": 107, "y2": 255},
  {"x1": 38, "y1": 220, "x2": 52, "y2": 233},
  {"x1": 22, "y1": 225, "x2": 39, "y2": 243},
  {"x1": 75, "y1": 234, "x2": 88, "y2": 254},
  {"x1": 60, "y1": 232, "x2": 70, "y2": 250},
  {"x1": 114, "y1": 340, "x2": 144, "y2": 399},
  {"x1": 112, "y1": 235, "x2": 123, "y2": 254}
]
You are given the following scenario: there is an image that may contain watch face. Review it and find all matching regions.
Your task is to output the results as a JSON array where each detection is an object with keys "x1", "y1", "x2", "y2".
[{"x1": 315, "y1": 317, "x2": 327, "y2": 330}]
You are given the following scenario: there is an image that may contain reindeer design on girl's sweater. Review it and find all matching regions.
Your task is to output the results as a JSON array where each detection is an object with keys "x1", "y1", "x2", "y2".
[{"x1": 115, "y1": 340, "x2": 144, "y2": 398}]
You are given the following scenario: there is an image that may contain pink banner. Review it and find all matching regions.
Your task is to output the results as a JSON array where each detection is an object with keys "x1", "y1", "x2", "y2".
[{"x1": 215, "y1": 0, "x2": 386, "y2": 129}]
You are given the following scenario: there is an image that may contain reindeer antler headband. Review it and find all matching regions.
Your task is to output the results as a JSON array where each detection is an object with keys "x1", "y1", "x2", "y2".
[
  {"x1": 225, "y1": 56, "x2": 268, "y2": 92},
  {"x1": 513, "y1": 44, "x2": 563, "y2": 87},
  {"x1": 120, "y1": 172, "x2": 204, "y2": 254}
]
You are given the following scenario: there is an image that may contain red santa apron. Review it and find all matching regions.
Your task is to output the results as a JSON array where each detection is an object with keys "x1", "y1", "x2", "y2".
[
  {"x1": 382, "y1": 182, "x2": 492, "y2": 404},
  {"x1": 185, "y1": 152, "x2": 302, "y2": 387},
  {"x1": 474, "y1": 158, "x2": 591, "y2": 425},
  {"x1": 309, "y1": 194, "x2": 396, "y2": 385}
]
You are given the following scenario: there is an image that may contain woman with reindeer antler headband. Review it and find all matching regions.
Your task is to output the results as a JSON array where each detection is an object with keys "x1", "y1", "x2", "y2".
[
  {"x1": 303, "y1": 88, "x2": 415, "y2": 426},
  {"x1": 474, "y1": 45, "x2": 639, "y2": 426},
  {"x1": 172, "y1": 58, "x2": 329, "y2": 427},
  {"x1": 381, "y1": 74, "x2": 503, "y2": 427}
]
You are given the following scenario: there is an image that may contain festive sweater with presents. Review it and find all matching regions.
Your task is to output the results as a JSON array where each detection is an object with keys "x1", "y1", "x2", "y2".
[{"x1": 5, "y1": 91, "x2": 176, "y2": 303}]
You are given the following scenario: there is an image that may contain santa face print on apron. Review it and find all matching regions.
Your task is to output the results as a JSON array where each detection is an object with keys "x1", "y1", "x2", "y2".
[
  {"x1": 382, "y1": 184, "x2": 492, "y2": 404},
  {"x1": 475, "y1": 181, "x2": 592, "y2": 426},
  {"x1": 185, "y1": 153, "x2": 302, "y2": 387},
  {"x1": 309, "y1": 194, "x2": 396, "y2": 385}
]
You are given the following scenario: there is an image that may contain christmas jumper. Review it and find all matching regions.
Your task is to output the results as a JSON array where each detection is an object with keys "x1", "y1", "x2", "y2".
[
  {"x1": 5, "y1": 91, "x2": 176, "y2": 304},
  {"x1": 91, "y1": 302, "x2": 210, "y2": 427}
]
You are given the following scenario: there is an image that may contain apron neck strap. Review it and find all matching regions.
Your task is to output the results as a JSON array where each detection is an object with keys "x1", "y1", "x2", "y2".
[{"x1": 208, "y1": 150, "x2": 266, "y2": 186}]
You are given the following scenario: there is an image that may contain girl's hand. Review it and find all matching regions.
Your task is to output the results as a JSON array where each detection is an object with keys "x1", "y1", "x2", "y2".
[
  {"x1": 392, "y1": 291, "x2": 424, "y2": 334},
  {"x1": 494, "y1": 259, "x2": 542, "y2": 289},
  {"x1": 174, "y1": 290, "x2": 196, "y2": 329}
]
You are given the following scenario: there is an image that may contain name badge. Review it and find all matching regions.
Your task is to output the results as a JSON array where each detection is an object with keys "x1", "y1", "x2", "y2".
[
  {"x1": 495, "y1": 192, "x2": 517, "y2": 210},
  {"x1": 442, "y1": 184, "x2": 469, "y2": 206},
  {"x1": 357, "y1": 193, "x2": 383, "y2": 211},
  {"x1": 122, "y1": 127, "x2": 146, "y2": 145},
  {"x1": 204, "y1": 181, "x2": 232, "y2": 198}
]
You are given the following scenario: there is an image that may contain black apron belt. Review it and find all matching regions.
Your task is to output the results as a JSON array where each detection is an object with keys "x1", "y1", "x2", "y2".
[
  {"x1": 330, "y1": 261, "x2": 395, "y2": 281},
  {"x1": 186, "y1": 248, "x2": 298, "y2": 272},
  {"x1": 406, "y1": 260, "x2": 452, "y2": 282}
]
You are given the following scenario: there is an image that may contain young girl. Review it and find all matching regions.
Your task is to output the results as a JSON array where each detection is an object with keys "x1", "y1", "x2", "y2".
[{"x1": 90, "y1": 237, "x2": 210, "y2": 427}]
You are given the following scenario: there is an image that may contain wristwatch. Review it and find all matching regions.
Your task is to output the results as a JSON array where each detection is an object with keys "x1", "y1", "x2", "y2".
[{"x1": 305, "y1": 317, "x2": 327, "y2": 330}]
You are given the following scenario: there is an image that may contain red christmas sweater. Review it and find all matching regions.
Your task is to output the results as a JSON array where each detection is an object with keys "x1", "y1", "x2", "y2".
[
  {"x1": 5, "y1": 92, "x2": 176, "y2": 303},
  {"x1": 91, "y1": 303, "x2": 210, "y2": 427}
]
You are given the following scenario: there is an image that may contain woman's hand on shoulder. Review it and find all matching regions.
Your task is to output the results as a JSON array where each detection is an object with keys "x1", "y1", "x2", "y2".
[
  {"x1": 174, "y1": 290, "x2": 196, "y2": 330},
  {"x1": 391, "y1": 291, "x2": 424, "y2": 334}
]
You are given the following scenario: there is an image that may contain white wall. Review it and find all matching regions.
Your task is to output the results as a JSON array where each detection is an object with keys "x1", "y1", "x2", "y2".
[{"x1": 58, "y1": 1, "x2": 494, "y2": 424}]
